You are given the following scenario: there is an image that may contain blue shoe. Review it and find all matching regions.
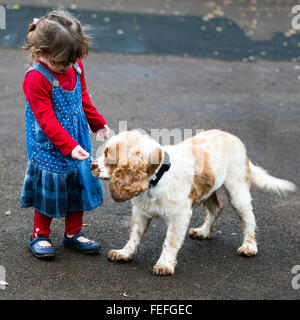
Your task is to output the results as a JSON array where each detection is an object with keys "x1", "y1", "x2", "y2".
[
  {"x1": 28, "y1": 236, "x2": 56, "y2": 259},
  {"x1": 63, "y1": 232, "x2": 102, "y2": 253}
]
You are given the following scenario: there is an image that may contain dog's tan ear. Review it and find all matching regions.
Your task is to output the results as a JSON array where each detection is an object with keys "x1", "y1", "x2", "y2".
[{"x1": 110, "y1": 162, "x2": 149, "y2": 202}]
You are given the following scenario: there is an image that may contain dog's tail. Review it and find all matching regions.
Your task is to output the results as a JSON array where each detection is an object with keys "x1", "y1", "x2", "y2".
[{"x1": 249, "y1": 161, "x2": 296, "y2": 196}]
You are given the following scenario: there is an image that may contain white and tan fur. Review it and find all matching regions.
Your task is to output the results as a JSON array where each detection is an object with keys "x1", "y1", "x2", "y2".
[{"x1": 91, "y1": 129, "x2": 296, "y2": 276}]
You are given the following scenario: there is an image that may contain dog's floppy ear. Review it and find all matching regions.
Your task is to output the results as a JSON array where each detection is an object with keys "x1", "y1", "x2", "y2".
[{"x1": 110, "y1": 162, "x2": 149, "y2": 202}]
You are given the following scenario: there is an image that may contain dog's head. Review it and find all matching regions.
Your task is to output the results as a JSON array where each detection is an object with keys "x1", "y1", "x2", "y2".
[{"x1": 91, "y1": 130, "x2": 162, "y2": 202}]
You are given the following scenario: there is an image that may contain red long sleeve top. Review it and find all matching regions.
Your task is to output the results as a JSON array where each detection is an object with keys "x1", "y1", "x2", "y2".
[{"x1": 23, "y1": 60, "x2": 107, "y2": 156}]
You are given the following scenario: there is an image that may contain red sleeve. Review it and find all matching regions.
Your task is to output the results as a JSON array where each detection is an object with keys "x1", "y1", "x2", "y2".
[
  {"x1": 78, "y1": 61, "x2": 107, "y2": 132},
  {"x1": 23, "y1": 71, "x2": 79, "y2": 157}
]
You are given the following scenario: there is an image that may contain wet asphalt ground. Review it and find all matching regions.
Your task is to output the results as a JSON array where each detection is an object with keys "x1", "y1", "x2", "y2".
[{"x1": 0, "y1": 1, "x2": 300, "y2": 300}]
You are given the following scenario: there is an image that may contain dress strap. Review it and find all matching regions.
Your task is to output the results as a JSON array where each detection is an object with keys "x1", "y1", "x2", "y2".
[
  {"x1": 73, "y1": 62, "x2": 82, "y2": 75},
  {"x1": 25, "y1": 63, "x2": 60, "y2": 88}
]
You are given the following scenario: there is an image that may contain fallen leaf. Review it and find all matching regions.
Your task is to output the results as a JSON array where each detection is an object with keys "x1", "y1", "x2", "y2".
[
  {"x1": 7, "y1": 4, "x2": 20, "y2": 10},
  {"x1": 213, "y1": 9, "x2": 224, "y2": 16},
  {"x1": 5, "y1": 210, "x2": 11, "y2": 215},
  {"x1": 205, "y1": 1, "x2": 216, "y2": 7},
  {"x1": 248, "y1": 6, "x2": 257, "y2": 12}
]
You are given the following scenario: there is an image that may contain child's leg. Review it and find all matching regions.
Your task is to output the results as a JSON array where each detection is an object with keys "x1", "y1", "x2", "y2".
[
  {"x1": 33, "y1": 210, "x2": 52, "y2": 238},
  {"x1": 65, "y1": 211, "x2": 83, "y2": 236},
  {"x1": 64, "y1": 211, "x2": 101, "y2": 251},
  {"x1": 29, "y1": 210, "x2": 55, "y2": 258}
]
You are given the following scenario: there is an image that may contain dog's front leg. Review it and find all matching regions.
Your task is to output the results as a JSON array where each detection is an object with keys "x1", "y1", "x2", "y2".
[
  {"x1": 153, "y1": 210, "x2": 192, "y2": 276},
  {"x1": 107, "y1": 207, "x2": 151, "y2": 262}
]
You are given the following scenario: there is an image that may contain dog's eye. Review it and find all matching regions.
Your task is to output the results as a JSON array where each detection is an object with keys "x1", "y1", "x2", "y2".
[
  {"x1": 105, "y1": 144, "x2": 120, "y2": 165},
  {"x1": 104, "y1": 148, "x2": 108, "y2": 157},
  {"x1": 104, "y1": 148, "x2": 117, "y2": 165}
]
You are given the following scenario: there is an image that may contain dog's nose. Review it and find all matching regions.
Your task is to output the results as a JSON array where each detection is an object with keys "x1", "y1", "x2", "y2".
[{"x1": 90, "y1": 161, "x2": 98, "y2": 170}]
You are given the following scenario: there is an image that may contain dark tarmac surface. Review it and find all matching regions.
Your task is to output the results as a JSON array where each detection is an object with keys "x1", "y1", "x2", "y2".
[
  {"x1": 0, "y1": 1, "x2": 300, "y2": 300},
  {"x1": 1, "y1": 2, "x2": 300, "y2": 60}
]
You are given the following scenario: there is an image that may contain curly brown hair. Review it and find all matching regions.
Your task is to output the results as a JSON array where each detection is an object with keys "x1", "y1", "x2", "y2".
[{"x1": 23, "y1": 8, "x2": 92, "y2": 66}]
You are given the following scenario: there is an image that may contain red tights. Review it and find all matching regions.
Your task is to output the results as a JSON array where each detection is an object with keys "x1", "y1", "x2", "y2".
[{"x1": 33, "y1": 210, "x2": 83, "y2": 238}]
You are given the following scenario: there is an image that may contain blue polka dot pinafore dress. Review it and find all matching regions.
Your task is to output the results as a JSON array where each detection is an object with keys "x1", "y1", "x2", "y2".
[{"x1": 20, "y1": 62, "x2": 104, "y2": 218}]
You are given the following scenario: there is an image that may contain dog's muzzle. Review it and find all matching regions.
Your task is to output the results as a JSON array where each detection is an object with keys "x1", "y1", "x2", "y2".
[
  {"x1": 90, "y1": 161, "x2": 101, "y2": 177},
  {"x1": 90, "y1": 161, "x2": 98, "y2": 171},
  {"x1": 90, "y1": 161, "x2": 110, "y2": 180}
]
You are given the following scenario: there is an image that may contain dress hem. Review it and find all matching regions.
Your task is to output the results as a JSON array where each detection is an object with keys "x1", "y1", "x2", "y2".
[{"x1": 20, "y1": 199, "x2": 104, "y2": 218}]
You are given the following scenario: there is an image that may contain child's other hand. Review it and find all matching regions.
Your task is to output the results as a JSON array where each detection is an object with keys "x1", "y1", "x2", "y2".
[
  {"x1": 96, "y1": 124, "x2": 110, "y2": 141},
  {"x1": 71, "y1": 145, "x2": 90, "y2": 160}
]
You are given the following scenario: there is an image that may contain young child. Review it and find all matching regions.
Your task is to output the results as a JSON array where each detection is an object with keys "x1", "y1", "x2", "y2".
[{"x1": 20, "y1": 9, "x2": 109, "y2": 258}]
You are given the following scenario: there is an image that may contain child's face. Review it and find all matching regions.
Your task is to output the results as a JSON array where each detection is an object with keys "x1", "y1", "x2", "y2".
[{"x1": 40, "y1": 57, "x2": 73, "y2": 74}]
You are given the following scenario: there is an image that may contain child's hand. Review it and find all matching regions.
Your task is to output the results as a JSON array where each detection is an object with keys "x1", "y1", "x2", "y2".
[
  {"x1": 71, "y1": 145, "x2": 90, "y2": 160},
  {"x1": 96, "y1": 124, "x2": 110, "y2": 141}
]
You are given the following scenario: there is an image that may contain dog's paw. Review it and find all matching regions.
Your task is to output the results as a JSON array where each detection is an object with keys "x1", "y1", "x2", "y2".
[
  {"x1": 107, "y1": 249, "x2": 131, "y2": 262},
  {"x1": 152, "y1": 264, "x2": 175, "y2": 276},
  {"x1": 188, "y1": 227, "x2": 209, "y2": 240},
  {"x1": 237, "y1": 242, "x2": 258, "y2": 257}
]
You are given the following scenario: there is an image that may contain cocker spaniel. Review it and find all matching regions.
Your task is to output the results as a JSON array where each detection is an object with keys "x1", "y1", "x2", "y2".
[{"x1": 91, "y1": 129, "x2": 296, "y2": 276}]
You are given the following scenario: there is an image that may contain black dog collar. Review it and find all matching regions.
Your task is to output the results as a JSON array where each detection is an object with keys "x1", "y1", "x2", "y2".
[{"x1": 149, "y1": 151, "x2": 171, "y2": 188}]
